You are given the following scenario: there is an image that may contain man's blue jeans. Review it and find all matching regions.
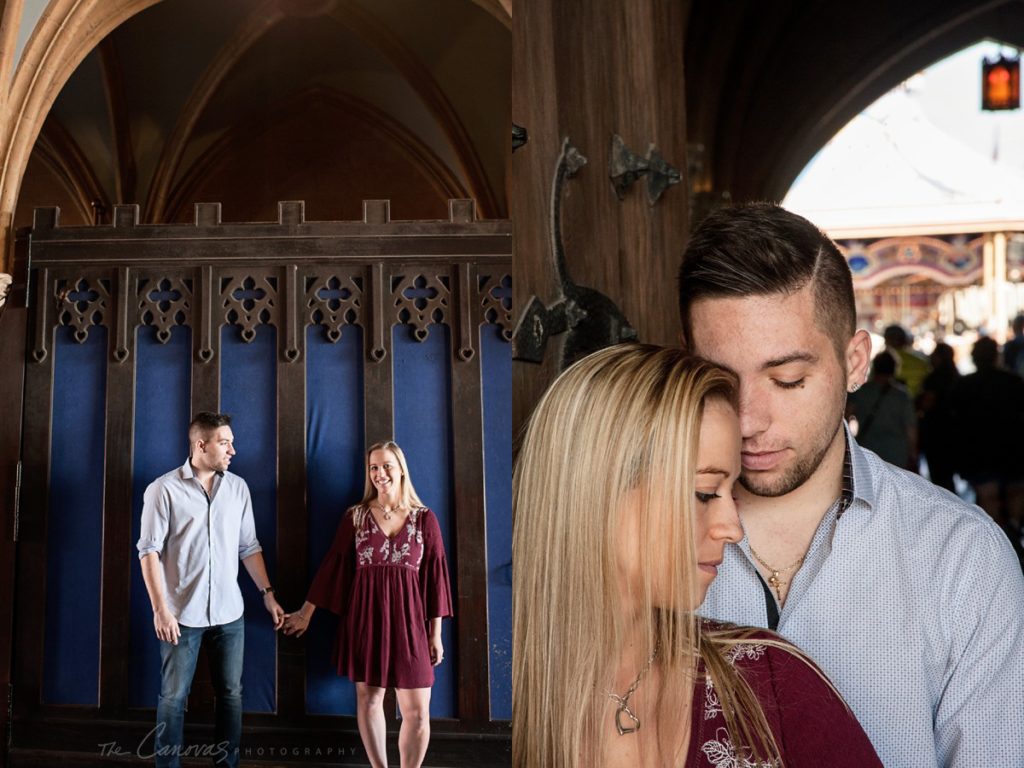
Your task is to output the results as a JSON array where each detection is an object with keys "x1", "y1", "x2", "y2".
[{"x1": 155, "y1": 616, "x2": 243, "y2": 768}]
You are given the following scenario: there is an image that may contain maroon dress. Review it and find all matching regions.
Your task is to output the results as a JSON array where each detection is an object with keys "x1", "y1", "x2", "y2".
[
  {"x1": 307, "y1": 506, "x2": 454, "y2": 689},
  {"x1": 687, "y1": 622, "x2": 883, "y2": 767}
]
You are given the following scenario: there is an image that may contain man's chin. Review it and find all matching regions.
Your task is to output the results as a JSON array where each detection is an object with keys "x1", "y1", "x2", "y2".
[{"x1": 740, "y1": 466, "x2": 808, "y2": 498}]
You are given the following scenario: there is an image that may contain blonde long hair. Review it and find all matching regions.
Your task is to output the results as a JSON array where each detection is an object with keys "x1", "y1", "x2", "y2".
[
  {"x1": 513, "y1": 344, "x2": 782, "y2": 768},
  {"x1": 353, "y1": 440, "x2": 425, "y2": 530}
]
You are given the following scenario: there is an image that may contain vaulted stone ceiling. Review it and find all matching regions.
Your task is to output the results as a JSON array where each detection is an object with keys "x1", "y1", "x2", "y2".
[{"x1": 17, "y1": 0, "x2": 509, "y2": 227}]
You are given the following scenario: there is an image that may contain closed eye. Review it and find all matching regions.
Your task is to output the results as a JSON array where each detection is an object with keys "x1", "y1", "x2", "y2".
[
  {"x1": 774, "y1": 378, "x2": 805, "y2": 390},
  {"x1": 696, "y1": 491, "x2": 720, "y2": 503}
]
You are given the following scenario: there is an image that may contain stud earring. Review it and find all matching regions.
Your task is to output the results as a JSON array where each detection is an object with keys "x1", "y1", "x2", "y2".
[{"x1": 849, "y1": 382, "x2": 860, "y2": 393}]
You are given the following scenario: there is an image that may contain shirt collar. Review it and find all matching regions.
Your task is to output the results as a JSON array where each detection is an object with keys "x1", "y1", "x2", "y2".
[
  {"x1": 179, "y1": 459, "x2": 224, "y2": 480},
  {"x1": 842, "y1": 421, "x2": 877, "y2": 516}
]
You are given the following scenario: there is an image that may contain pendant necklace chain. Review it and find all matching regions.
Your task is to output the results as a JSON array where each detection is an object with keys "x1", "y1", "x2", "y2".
[
  {"x1": 749, "y1": 544, "x2": 804, "y2": 602},
  {"x1": 606, "y1": 640, "x2": 660, "y2": 736},
  {"x1": 373, "y1": 502, "x2": 400, "y2": 521}
]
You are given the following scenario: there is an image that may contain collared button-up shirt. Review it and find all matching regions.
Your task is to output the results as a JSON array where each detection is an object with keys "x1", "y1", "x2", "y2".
[
  {"x1": 137, "y1": 459, "x2": 262, "y2": 627},
  {"x1": 699, "y1": 428, "x2": 1024, "y2": 768}
]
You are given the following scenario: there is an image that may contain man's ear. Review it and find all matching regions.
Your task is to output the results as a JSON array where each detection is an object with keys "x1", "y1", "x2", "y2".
[{"x1": 845, "y1": 330, "x2": 872, "y2": 390}]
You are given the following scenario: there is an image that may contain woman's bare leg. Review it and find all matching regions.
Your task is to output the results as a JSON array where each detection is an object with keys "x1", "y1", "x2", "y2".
[
  {"x1": 396, "y1": 687, "x2": 431, "y2": 768},
  {"x1": 355, "y1": 682, "x2": 388, "y2": 768}
]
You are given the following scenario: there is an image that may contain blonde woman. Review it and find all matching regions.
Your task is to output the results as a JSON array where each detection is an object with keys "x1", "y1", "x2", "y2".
[
  {"x1": 283, "y1": 441, "x2": 453, "y2": 768},
  {"x1": 513, "y1": 345, "x2": 881, "y2": 768}
]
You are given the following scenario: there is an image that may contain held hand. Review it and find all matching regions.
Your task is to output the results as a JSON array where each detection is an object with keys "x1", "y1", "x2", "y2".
[
  {"x1": 282, "y1": 610, "x2": 311, "y2": 638},
  {"x1": 264, "y1": 593, "x2": 286, "y2": 630},
  {"x1": 429, "y1": 635, "x2": 444, "y2": 667},
  {"x1": 153, "y1": 607, "x2": 180, "y2": 645}
]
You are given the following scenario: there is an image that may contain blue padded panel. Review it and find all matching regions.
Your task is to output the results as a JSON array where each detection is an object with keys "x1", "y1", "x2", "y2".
[
  {"x1": 304, "y1": 325, "x2": 364, "y2": 715},
  {"x1": 393, "y1": 325, "x2": 456, "y2": 718},
  {"x1": 482, "y1": 325, "x2": 512, "y2": 720},
  {"x1": 44, "y1": 326, "x2": 106, "y2": 705},
  {"x1": 220, "y1": 325, "x2": 278, "y2": 713},
  {"x1": 129, "y1": 325, "x2": 193, "y2": 708}
]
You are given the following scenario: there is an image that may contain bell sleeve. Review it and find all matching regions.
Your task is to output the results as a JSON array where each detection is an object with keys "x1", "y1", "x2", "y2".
[
  {"x1": 419, "y1": 509, "x2": 454, "y2": 620},
  {"x1": 306, "y1": 507, "x2": 357, "y2": 616}
]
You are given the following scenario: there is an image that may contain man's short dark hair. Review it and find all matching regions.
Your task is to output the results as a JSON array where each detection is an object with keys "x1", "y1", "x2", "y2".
[
  {"x1": 189, "y1": 412, "x2": 232, "y2": 444},
  {"x1": 678, "y1": 203, "x2": 856, "y2": 359}
]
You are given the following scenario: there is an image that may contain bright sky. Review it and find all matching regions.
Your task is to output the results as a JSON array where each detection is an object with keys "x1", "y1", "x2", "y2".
[{"x1": 784, "y1": 40, "x2": 1024, "y2": 231}]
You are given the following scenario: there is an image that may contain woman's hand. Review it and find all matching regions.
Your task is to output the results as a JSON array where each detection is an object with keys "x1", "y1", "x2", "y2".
[
  {"x1": 282, "y1": 601, "x2": 315, "y2": 637},
  {"x1": 429, "y1": 635, "x2": 444, "y2": 666},
  {"x1": 428, "y1": 618, "x2": 444, "y2": 666}
]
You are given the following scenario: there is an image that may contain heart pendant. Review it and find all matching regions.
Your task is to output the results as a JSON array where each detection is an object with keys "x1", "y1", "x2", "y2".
[{"x1": 615, "y1": 705, "x2": 640, "y2": 735}]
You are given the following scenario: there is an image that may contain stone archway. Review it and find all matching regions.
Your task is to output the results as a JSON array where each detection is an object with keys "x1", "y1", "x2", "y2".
[
  {"x1": 0, "y1": 0, "x2": 513, "y2": 274},
  {"x1": 0, "y1": 0, "x2": 163, "y2": 273}
]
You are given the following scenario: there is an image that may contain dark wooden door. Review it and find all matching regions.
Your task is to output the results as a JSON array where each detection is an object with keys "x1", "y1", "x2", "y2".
[{"x1": 2, "y1": 200, "x2": 511, "y2": 767}]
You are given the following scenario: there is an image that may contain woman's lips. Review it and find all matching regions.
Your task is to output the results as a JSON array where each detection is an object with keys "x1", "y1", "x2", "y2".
[
  {"x1": 698, "y1": 561, "x2": 721, "y2": 576},
  {"x1": 742, "y1": 449, "x2": 787, "y2": 471}
]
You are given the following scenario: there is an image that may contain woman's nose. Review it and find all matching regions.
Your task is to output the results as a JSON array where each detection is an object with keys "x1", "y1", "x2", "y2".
[{"x1": 713, "y1": 497, "x2": 743, "y2": 544}]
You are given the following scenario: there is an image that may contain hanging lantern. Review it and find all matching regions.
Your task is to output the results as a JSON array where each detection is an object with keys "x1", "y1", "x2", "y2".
[{"x1": 982, "y1": 53, "x2": 1020, "y2": 110}]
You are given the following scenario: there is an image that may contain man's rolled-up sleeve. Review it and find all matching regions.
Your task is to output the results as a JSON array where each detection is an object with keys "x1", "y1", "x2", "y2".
[
  {"x1": 137, "y1": 481, "x2": 170, "y2": 559},
  {"x1": 237, "y1": 483, "x2": 262, "y2": 560}
]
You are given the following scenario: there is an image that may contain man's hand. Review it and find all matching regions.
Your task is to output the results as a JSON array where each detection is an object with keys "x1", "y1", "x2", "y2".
[
  {"x1": 264, "y1": 593, "x2": 285, "y2": 630},
  {"x1": 154, "y1": 606, "x2": 180, "y2": 645}
]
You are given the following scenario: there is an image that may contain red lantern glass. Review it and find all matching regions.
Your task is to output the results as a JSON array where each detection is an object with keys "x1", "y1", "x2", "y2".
[{"x1": 982, "y1": 54, "x2": 1020, "y2": 111}]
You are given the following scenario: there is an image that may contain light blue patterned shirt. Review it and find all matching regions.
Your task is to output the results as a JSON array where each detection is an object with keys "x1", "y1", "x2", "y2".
[
  {"x1": 699, "y1": 429, "x2": 1024, "y2": 767},
  {"x1": 137, "y1": 459, "x2": 263, "y2": 627}
]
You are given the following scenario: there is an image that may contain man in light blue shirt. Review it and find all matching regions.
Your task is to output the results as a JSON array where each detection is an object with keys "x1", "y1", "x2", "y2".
[
  {"x1": 137, "y1": 412, "x2": 285, "y2": 768},
  {"x1": 679, "y1": 203, "x2": 1024, "y2": 767}
]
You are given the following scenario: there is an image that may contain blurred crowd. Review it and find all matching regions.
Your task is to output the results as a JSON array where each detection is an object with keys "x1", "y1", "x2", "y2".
[{"x1": 847, "y1": 318, "x2": 1024, "y2": 563}]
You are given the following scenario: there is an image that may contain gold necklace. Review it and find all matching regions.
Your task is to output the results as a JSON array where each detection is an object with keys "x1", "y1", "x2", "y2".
[
  {"x1": 605, "y1": 641, "x2": 659, "y2": 736},
  {"x1": 373, "y1": 502, "x2": 400, "y2": 521},
  {"x1": 748, "y1": 545, "x2": 804, "y2": 602}
]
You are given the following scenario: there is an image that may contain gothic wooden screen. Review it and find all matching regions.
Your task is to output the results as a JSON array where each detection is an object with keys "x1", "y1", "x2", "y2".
[{"x1": 4, "y1": 200, "x2": 511, "y2": 766}]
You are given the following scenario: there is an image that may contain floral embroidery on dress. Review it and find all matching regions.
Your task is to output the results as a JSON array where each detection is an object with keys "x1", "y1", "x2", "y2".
[
  {"x1": 704, "y1": 675, "x2": 722, "y2": 720},
  {"x1": 705, "y1": 643, "x2": 765, "y2": 719},
  {"x1": 406, "y1": 514, "x2": 424, "y2": 546},
  {"x1": 351, "y1": 507, "x2": 429, "y2": 569},
  {"x1": 390, "y1": 542, "x2": 411, "y2": 564},
  {"x1": 700, "y1": 728, "x2": 777, "y2": 768},
  {"x1": 700, "y1": 644, "x2": 778, "y2": 766},
  {"x1": 726, "y1": 644, "x2": 766, "y2": 664}
]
